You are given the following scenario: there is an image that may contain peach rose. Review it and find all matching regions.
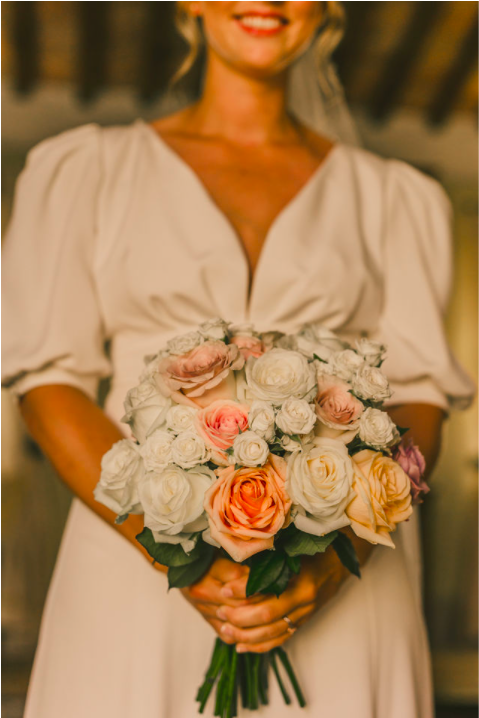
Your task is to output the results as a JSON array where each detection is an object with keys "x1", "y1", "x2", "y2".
[
  {"x1": 314, "y1": 374, "x2": 363, "y2": 443},
  {"x1": 195, "y1": 400, "x2": 249, "y2": 452},
  {"x1": 230, "y1": 335, "x2": 265, "y2": 360},
  {"x1": 156, "y1": 341, "x2": 244, "y2": 409},
  {"x1": 347, "y1": 449, "x2": 413, "y2": 548},
  {"x1": 204, "y1": 455, "x2": 292, "y2": 562}
]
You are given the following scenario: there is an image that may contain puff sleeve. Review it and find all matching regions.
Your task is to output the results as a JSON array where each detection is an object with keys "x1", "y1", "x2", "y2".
[
  {"x1": 2, "y1": 124, "x2": 111, "y2": 400},
  {"x1": 372, "y1": 160, "x2": 475, "y2": 412}
]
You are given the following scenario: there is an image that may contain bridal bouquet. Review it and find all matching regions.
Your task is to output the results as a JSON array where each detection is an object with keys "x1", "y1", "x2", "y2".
[{"x1": 95, "y1": 319, "x2": 428, "y2": 717}]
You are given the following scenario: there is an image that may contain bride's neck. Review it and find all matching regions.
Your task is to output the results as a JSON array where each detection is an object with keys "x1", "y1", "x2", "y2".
[{"x1": 185, "y1": 52, "x2": 298, "y2": 146}]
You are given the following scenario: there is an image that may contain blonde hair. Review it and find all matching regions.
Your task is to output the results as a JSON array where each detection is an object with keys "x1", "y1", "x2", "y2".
[{"x1": 173, "y1": 1, "x2": 345, "y2": 95}]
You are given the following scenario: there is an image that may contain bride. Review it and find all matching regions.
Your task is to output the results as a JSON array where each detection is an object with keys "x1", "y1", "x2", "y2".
[{"x1": 2, "y1": 2, "x2": 474, "y2": 717}]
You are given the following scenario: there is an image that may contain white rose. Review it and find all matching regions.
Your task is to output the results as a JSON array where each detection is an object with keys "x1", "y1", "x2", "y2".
[
  {"x1": 355, "y1": 338, "x2": 386, "y2": 367},
  {"x1": 166, "y1": 331, "x2": 203, "y2": 355},
  {"x1": 286, "y1": 437, "x2": 355, "y2": 535},
  {"x1": 358, "y1": 408, "x2": 400, "y2": 449},
  {"x1": 245, "y1": 349, "x2": 317, "y2": 406},
  {"x1": 328, "y1": 349, "x2": 365, "y2": 382},
  {"x1": 233, "y1": 431, "x2": 269, "y2": 467},
  {"x1": 121, "y1": 377, "x2": 171, "y2": 443},
  {"x1": 281, "y1": 430, "x2": 314, "y2": 453},
  {"x1": 171, "y1": 431, "x2": 209, "y2": 469},
  {"x1": 274, "y1": 335, "x2": 299, "y2": 351},
  {"x1": 276, "y1": 397, "x2": 316, "y2": 436},
  {"x1": 295, "y1": 324, "x2": 346, "y2": 361},
  {"x1": 166, "y1": 405, "x2": 198, "y2": 434},
  {"x1": 199, "y1": 317, "x2": 229, "y2": 341},
  {"x1": 228, "y1": 322, "x2": 256, "y2": 337},
  {"x1": 140, "y1": 465, "x2": 215, "y2": 544},
  {"x1": 352, "y1": 364, "x2": 392, "y2": 403},
  {"x1": 139, "y1": 350, "x2": 168, "y2": 383},
  {"x1": 94, "y1": 439, "x2": 143, "y2": 515},
  {"x1": 248, "y1": 400, "x2": 276, "y2": 442},
  {"x1": 140, "y1": 430, "x2": 174, "y2": 472}
]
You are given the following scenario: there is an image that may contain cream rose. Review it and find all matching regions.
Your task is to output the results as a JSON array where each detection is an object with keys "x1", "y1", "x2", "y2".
[
  {"x1": 248, "y1": 400, "x2": 276, "y2": 442},
  {"x1": 94, "y1": 439, "x2": 143, "y2": 515},
  {"x1": 347, "y1": 450, "x2": 412, "y2": 547},
  {"x1": 328, "y1": 349, "x2": 365, "y2": 382},
  {"x1": 281, "y1": 431, "x2": 314, "y2": 453},
  {"x1": 140, "y1": 430, "x2": 174, "y2": 472},
  {"x1": 295, "y1": 324, "x2": 346, "y2": 361},
  {"x1": 166, "y1": 405, "x2": 198, "y2": 434},
  {"x1": 140, "y1": 465, "x2": 215, "y2": 546},
  {"x1": 351, "y1": 364, "x2": 391, "y2": 403},
  {"x1": 166, "y1": 331, "x2": 203, "y2": 356},
  {"x1": 276, "y1": 397, "x2": 317, "y2": 436},
  {"x1": 171, "y1": 431, "x2": 209, "y2": 469},
  {"x1": 232, "y1": 431, "x2": 269, "y2": 467},
  {"x1": 286, "y1": 437, "x2": 355, "y2": 536},
  {"x1": 199, "y1": 318, "x2": 229, "y2": 341},
  {"x1": 121, "y1": 378, "x2": 171, "y2": 443},
  {"x1": 156, "y1": 340, "x2": 244, "y2": 408},
  {"x1": 245, "y1": 348, "x2": 316, "y2": 406},
  {"x1": 358, "y1": 408, "x2": 400, "y2": 450},
  {"x1": 204, "y1": 455, "x2": 291, "y2": 561},
  {"x1": 355, "y1": 338, "x2": 386, "y2": 367}
]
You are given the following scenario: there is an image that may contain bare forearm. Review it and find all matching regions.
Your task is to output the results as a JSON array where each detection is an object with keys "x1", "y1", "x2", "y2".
[{"x1": 19, "y1": 384, "x2": 166, "y2": 572}]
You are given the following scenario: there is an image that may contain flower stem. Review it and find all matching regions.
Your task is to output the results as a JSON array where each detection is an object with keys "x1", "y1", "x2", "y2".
[
  {"x1": 276, "y1": 647, "x2": 306, "y2": 708},
  {"x1": 269, "y1": 650, "x2": 291, "y2": 705}
]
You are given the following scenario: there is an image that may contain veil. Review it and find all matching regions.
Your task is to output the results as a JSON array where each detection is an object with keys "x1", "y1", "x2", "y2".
[{"x1": 286, "y1": 46, "x2": 361, "y2": 146}]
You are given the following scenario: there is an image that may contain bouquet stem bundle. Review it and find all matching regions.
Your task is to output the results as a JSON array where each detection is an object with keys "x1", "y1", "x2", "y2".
[{"x1": 197, "y1": 639, "x2": 305, "y2": 717}]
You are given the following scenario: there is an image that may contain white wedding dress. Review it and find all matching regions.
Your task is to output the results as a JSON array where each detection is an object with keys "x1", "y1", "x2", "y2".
[{"x1": 2, "y1": 119, "x2": 474, "y2": 718}]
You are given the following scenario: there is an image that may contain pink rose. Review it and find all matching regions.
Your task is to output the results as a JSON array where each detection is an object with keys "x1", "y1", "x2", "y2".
[
  {"x1": 195, "y1": 400, "x2": 249, "y2": 451},
  {"x1": 230, "y1": 335, "x2": 265, "y2": 360},
  {"x1": 392, "y1": 440, "x2": 428, "y2": 504},
  {"x1": 156, "y1": 341, "x2": 244, "y2": 409},
  {"x1": 204, "y1": 455, "x2": 291, "y2": 562},
  {"x1": 314, "y1": 374, "x2": 363, "y2": 442}
]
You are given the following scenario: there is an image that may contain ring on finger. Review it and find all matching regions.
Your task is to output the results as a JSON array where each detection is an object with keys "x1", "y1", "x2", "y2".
[{"x1": 282, "y1": 615, "x2": 297, "y2": 634}]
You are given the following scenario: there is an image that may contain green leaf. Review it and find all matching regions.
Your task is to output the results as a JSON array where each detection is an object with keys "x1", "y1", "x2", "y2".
[
  {"x1": 246, "y1": 551, "x2": 286, "y2": 597},
  {"x1": 283, "y1": 529, "x2": 338, "y2": 557},
  {"x1": 115, "y1": 513, "x2": 129, "y2": 525},
  {"x1": 397, "y1": 425, "x2": 410, "y2": 437},
  {"x1": 332, "y1": 532, "x2": 361, "y2": 578},
  {"x1": 313, "y1": 354, "x2": 328, "y2": 363},
  {"x1": 285, "y1": 554, "x2": 301, "y2": 574},
  {"x1": 136, "y1": 527, "x2": 202, "y2": 567},
  {"x1": 167, "y1": 546, "x2": 215, "y2": 589},
  {"x1": 263, "y1": 562, "x2": 293, "y2": 597}
]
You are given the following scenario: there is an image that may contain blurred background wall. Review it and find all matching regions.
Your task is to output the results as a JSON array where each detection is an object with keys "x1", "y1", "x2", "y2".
[{"x1": 1, "y1": 3, "x2": 478, "y2": 717}]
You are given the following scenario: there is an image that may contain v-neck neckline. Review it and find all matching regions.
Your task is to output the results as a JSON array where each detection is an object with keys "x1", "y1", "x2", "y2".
[{"x1": 137, "y1": 118, "x2": 341, "y2": 315}]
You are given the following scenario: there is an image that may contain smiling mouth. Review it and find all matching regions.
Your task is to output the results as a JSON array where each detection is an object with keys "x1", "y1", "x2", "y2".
[{"x1": 233, "y1": 12, "x2": 290, "y2": 36}]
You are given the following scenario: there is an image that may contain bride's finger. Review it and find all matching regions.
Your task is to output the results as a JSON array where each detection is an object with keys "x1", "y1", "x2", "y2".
[
  {"x1": 217, "y1": 582, "x2": 315, "y2": 628},
  {"x1": 219, "y1": 576, "x2": 265, "y2": 604},
  {"x1": 219, "y1": 602, "x2": 315, "y2": 646},
  {"x1": 185, "y1": 576, "x2": 256, "y2": 608}
]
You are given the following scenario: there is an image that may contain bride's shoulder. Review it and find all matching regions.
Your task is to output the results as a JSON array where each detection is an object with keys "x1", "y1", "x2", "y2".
[{"x1": 341, "y1": 144, "x2": 449, "y2": 207}]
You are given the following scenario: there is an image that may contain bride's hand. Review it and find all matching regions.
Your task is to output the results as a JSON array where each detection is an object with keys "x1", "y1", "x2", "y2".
[
  {"x1": 181, "y1": 557, "x2": 262, "y2": 638},
  {"x1": 215, "y1": 550, "x2": 350, "y2": 653}
]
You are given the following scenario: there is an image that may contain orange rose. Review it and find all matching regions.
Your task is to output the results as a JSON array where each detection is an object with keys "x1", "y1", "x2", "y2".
[
  {"x1": 204, "y1": 455, "x2": 291, "y2": 562},
  {"x1": 347, "y1": 450, "x2": 412, "y2": 548}
]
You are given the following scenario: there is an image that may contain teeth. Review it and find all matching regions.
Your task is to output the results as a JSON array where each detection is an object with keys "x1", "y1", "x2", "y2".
[{"x1": 239, "y1": 15, "x2": 283, "y2": 30}]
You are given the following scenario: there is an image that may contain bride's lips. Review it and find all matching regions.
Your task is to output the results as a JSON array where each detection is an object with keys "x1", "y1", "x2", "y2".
[{"x1": 233, "y1": 11, "x2": 290, "y2": 37}]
